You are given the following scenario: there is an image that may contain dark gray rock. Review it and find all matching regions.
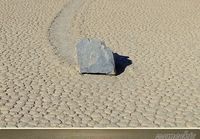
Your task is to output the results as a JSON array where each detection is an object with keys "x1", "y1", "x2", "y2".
[{"x1": 76, "y1": 38, "x2": 115, "y2": 75}]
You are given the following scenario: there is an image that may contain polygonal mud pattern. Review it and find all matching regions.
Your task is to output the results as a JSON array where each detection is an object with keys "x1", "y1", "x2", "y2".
[{"x1": 0, "y1": 0, "x2": 200, "y2": 127}]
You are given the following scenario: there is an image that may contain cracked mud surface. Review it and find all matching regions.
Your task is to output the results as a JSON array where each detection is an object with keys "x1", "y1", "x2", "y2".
[{"x1": 0, "y1": 0, "x2": 200, "y2": 127}]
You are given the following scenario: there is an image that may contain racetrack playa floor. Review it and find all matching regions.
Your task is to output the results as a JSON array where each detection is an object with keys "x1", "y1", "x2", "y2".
[{"x1": 0, "y1": 0, "x2": 200, "y2": 127}]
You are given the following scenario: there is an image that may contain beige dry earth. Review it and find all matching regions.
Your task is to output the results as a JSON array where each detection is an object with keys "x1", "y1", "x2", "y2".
[{"x1": 0, "y1": 0, "x2": 200, "y2": 127}]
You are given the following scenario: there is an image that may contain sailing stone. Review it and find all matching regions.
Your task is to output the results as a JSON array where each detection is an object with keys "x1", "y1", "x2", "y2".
[{"x1": 76, "y1": 38, "x2": 115, "y2": 75}]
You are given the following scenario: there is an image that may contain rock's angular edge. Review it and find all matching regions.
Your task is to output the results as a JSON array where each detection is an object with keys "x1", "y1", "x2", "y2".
[{"x1": 76, "y1": 38, "x2": 116, "y2": 75}]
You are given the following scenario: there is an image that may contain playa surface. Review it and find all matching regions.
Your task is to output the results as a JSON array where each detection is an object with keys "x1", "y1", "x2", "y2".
[{"x1": 0, "y1": 0, "x2": 200, "y2": 127}]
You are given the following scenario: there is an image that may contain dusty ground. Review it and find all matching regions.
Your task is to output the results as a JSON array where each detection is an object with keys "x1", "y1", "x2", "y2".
[{"x1": 0, "y1": 0, "x2": 200, "y2": 127}]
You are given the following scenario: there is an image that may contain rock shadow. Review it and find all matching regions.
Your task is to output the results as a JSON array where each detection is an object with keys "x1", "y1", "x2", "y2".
[{"x1": 113, "y1": 53, "x2": 132, "y2": 75}]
